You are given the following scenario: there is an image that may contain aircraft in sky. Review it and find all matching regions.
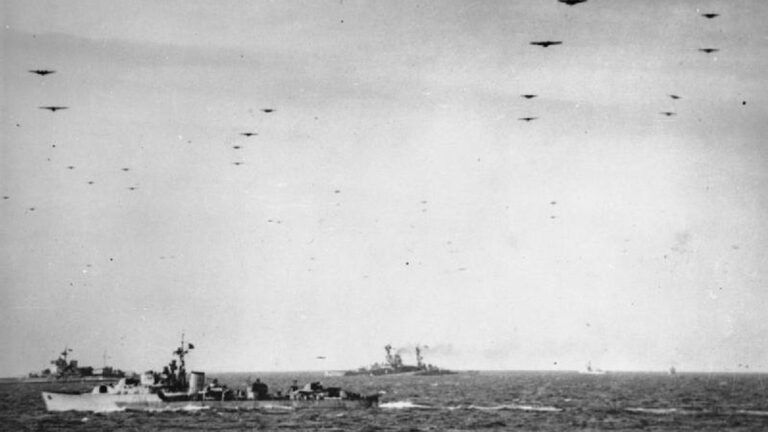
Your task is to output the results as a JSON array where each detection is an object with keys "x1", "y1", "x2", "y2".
[
  {"x1": 29, "y1": 69, "x2": 56, "y2": 76},
  {"x1": 39, "y1": 106, "x2": 68, "y2": 112},
  {"x1": 530, "y1": 41, "x2": 562, "y2": 48}
]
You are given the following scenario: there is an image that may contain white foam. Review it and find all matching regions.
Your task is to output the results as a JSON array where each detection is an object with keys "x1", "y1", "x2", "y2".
[
  {"x1": 257, "y1": 403, "x2": 294, "y2": 410},
  {"x1": 379, "y1": 400, "x2": 434, "y2": 409},
  {"x1": 625, "y1": 407, "x2": 679, "y2": 415},
  {"x1": 139, "y1": 404, "x2": 210, "y2": 412},
  {"x1": 469, "y1": 404, "x2": 562, "y2": 412},
  {"x1": 91, "y1": 407, "x2": 127, "y2": 413}
]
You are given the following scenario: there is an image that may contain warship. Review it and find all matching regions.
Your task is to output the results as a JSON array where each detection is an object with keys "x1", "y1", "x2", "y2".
[
  {"x1": 579, "y1": 361, "x2": 607, "y2": 375},
  {"x1": 25, "y1": 347, "x2": 125, "y2": 383},
  {"x1": 42, "y1": 336, "x2": 379, "y2": 412},
  {"x1": 344, "y1": 344, "x2": 456, "y2": 376}
]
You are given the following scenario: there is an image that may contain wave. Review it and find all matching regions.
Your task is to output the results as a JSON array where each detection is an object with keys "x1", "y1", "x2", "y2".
[
  {"x1": 625, "y1": 407, "x2": 681, "y2": 415},
  {"x1": 379, "y1": 401, "x2": 436, "y2": 410},
  {"x1": 737, "y1": 410, "x2": 768, "y2": 417},
  {"x1": 134, "y1": 404, "x2": 211, "y2": 413},
  {"x1": 626, "y1": 407, "x2": 768, "y2": 417},
  {"x1": 467, "y1": 404, "x2": 563, "y2": 412},
  {"x1": 380, "y1": 401, "x2": 561, "y2": 412}
]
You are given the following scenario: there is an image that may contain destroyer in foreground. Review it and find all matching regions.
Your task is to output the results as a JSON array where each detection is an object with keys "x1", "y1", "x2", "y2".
[{"x1": 42, "y1": 337, "x2": 379, "y2": 412}]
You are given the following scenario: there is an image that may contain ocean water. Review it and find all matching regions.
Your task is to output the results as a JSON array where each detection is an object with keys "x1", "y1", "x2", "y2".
[{"x1": 2, "y1": 371, "x2": 768, "y2": 431}]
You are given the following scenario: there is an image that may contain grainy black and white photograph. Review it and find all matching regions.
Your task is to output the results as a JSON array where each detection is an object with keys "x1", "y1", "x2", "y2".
[{"x1": 1, "y1": 1, "x2": 767, "y2": 430}]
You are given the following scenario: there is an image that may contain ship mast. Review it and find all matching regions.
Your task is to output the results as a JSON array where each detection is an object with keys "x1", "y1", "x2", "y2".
[
  {"x1": 384, "y1": 344, "x2": 394, "y2": 367},
  {"x1": 415, "y1": 345, "x2": 424, "y2": 369},
  {"x1": 171, "y1": 332, "x2": 194, "y2": 390}
]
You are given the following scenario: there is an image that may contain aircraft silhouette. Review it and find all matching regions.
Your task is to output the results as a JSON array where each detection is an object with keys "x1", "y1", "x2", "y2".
[
  {"x1": 558, "y1": 0, "x2": 588, "y2": 5},
  {"x1": 233, "y1": 162, "x2": 244, "y2": 166},
  {"x1": 669, "y1": 94, "x2": 681, "y2": 100},
  {"x1": 39, "y1": 106, "x2": 68, "y2": 112},
  {"x1": 240, "y1": 132, "x2": 258, "y2": 137},
  {"x1": 233, "y1": 145, "x2": 242, "y2": 149},
  {"x1": 262, "y1": 109, "x2": 275, "y2": 113},
  {"x1": 660, "y1": 112, "x2": 676, "y2": 117},
  {"x1": 29, "y1": 69, "x2": 56, "y2": 76},
  {"x1": 519, "y1": 117, "x2": 538, "y2": 122},
  {"x1": 521, "y1": 94, "x2": 538, "y2": 99},
  {"x1": 530, "y1": 41, "x2": 562, "y2": 48},
  {"x1": 699, "y1": 48, "x2": 719, "y2": 54},
  {"x1": 701, "y1": 13, "x2": 719, "y2": 19}
]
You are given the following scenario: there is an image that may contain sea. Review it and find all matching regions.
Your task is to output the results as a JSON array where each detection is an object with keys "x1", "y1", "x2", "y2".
[{"x1": 2, "y1": 371, "x2": 768, "y2": 431}]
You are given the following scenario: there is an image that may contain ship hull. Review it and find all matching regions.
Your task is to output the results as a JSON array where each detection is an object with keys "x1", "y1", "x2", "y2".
[
  {"x1": 42, "y1": 391, "x2": 163, "y2": 412},
  {"x1": 117, "y1": 398, "x2": 378, "y2": 411},
  {"x1": 41, "y1": 391, "x2": 376, "y2": 412}
]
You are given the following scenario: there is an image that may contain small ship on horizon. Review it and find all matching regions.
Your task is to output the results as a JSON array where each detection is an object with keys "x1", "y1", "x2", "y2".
[{"x1": 344, "y1": 344, "x2": 456, "y2": 376}]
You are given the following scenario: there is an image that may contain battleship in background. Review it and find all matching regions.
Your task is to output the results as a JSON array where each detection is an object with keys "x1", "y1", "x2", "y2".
[
  {"x1": 345, "y1": 344, "x2": 456, "y2": 376},
  {"x1": 22, "y1": 348, "x2": 126, "y2": 383}
]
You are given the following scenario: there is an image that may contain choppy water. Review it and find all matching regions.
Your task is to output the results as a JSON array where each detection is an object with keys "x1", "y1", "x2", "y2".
[{"x1": 3, "y1": 371, "x2": 768, "y2": 431}]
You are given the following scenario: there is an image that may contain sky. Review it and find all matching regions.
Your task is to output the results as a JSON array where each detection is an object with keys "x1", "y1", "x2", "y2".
[{"x1": 1, "y1": 0, "x2": 767, "y2": 376}]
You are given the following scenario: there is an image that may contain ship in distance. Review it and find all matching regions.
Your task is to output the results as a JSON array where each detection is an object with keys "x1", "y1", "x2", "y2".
[
  {"x1": 579, "y1": 361, "x2": 607, "y2": 375},
  {"x1": 23, "y1": 347, "x2": 125, "y2": 383},
  {"x1": 42, "y1": 337, "x2": 380, "y2": 412},
  {"x1": 344, "y1": 344, "x2": 456, "y2": 376}
]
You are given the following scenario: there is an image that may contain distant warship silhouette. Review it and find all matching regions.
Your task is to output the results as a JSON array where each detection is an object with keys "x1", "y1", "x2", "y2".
[{"x1": 344, "y1": 344, "x2": 456, "y2": 376}]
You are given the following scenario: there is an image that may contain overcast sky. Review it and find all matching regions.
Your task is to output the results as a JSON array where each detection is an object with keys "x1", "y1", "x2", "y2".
[{"x1": 1, "y1": 0, "x2": 767, "y2": 376}]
